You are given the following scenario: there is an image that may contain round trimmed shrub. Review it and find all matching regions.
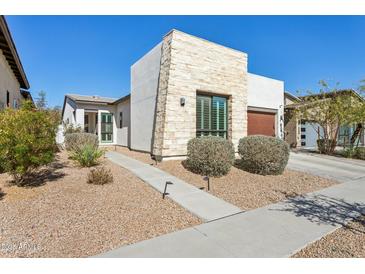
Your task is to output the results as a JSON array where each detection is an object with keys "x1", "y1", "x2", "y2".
[
  {"x1": 185, "y1": 136, "x2": 235, "y2": 177},
  {"x1": 238, "y1": 135, "x2": 289, "y2": 175}
]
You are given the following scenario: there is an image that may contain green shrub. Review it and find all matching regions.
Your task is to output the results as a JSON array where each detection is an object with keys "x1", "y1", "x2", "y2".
[
  {"x1": 0, "y1": 100, "x2": 59, "y2": 183},
  {"x1": 317, "y1": 139, "x2": 336, "y2": 154},
  {"x1": 341, "y1": 147, "x2": 356, "y2": 158},
  {"x1": 185, "y1": 136, "x2": 235, "y2": 177},
  {"x1": 64, "y1": 133, "x2": 98, "y2": 152},
  {"x1": 87, "y1": 166, "x2": 113, "y2": 185},
  {"x1": 355, "y1": 147, "x2": 365, "y2": 160},
  {"x1": 70, "y1": 144, "x2": 104, "y2": 167},
  {"x1": 238, "y1": 135, "x2": 289, "y2": 175}
]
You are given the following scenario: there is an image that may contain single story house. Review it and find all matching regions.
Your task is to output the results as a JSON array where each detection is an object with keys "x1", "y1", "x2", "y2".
[
  {"x1": 284, "y1": 90, "x2": 365, "y2": 149},
  {"x1": 0, "y1": 15, "x2": 31, "y2": 110},
  {"x1": 61, "y1": 29, "x2": 284, "y2": 160}
]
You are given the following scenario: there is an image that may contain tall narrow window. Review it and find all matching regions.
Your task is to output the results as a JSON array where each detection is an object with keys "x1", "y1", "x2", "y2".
[
  {"x1": 196, "y1": 95, "x2": 227, "y2": 138},
  {"x1": 84, "y1": 114, "x2": 89, "y2": 133},
  {"x1": 6, "y1": 91, "x2": 10, "y2": 107},
  {"x1": 101, "y1": 113, "x2": 113, "y2": 143},
  {"x1": 119, "y1": 112, "x2": 123, "y2": 128}
]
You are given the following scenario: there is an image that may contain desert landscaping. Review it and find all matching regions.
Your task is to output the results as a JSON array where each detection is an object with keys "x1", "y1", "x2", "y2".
[
  {"x1": 0, "y1": 150, "x2": 200, "y2": 257},
  {"x1": 114, "y1": 146, "x2": 337, "y2": 210}
]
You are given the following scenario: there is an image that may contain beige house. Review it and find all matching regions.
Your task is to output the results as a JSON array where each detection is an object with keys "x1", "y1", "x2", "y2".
[
  {"x1": 0, "y1": 16, "x2": 31, "y2": 110},
  {"x1": 62, "y1": 29, "x2": 285, "y2": 160},
  {"x1": 284, "y1": 90, "x2": 365, "y2": 149}
]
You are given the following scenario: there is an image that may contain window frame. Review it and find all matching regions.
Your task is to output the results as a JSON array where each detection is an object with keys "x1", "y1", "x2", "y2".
[
  {"x1": 100, "y1": 113, "x2": 113, "y2": 143},
  {"x1": 84, "y1": 114, "x2": 89, "y2": 133},
  {"x1": 196, "y1": 94, "x2": 228, "y2": 139}
]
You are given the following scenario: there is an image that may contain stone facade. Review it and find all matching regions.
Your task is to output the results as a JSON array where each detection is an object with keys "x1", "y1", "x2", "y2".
[{"x1": 152, "y1": 30, "x2": 248, "y2": 158}]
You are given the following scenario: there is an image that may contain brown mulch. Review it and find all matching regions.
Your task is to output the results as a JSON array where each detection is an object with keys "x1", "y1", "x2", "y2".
[
  {"x1": 114, "y1": 147, "x2": 337, "y2": 211},
  {"x1": 0, "y1": 150, "x2": 201, "y2": 258},
  {"x1": 293, "y1": 216, "x2": 365, "y2": 258}
]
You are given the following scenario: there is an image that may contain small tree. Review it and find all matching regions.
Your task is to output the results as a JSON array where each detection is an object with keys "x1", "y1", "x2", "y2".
[
  {"x1": 35, "y1": 90, "x2": 47, "y2": 110},
  {"x1": 296, "y1": 80, "x2": 365, "y2": 154},
  {"x1": 0, "y1": 100, "x2": 59, "y2": 184},
  {"x1": 350, "y1": 79, "x2": 365, "y2": 146}
]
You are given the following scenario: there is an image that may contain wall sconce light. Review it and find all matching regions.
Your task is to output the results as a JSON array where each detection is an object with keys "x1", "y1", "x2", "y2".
[{"x1": 180, "y1": 97, "x2": 185, "y2": 106}]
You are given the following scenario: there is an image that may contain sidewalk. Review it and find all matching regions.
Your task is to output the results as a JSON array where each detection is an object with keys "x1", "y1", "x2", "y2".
[
  {"x1": 96, "y1": 151, "x2": 365, "y2": 258},
  {"x1": 96, "y1": 176, "x2": 365, "y2": 257},
  {"x1": 106, "y1": 151, "x2": 241, "y2": 222}
]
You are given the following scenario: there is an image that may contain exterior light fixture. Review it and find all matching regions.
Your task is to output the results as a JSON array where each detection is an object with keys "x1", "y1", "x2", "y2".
[{"x1": 180, "y1": 97, "x2": 185, "y2": 106}]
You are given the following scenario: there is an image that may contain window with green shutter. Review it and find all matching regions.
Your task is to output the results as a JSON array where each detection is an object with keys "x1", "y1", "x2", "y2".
[{"x1": 196, "y1": 95, "x2": 227, "y2": 138}]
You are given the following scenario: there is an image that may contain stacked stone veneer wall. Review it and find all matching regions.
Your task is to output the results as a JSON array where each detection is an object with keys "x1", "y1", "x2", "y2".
[{"x1": 152, "y1": 30, "x2": 248, "y2": 157}]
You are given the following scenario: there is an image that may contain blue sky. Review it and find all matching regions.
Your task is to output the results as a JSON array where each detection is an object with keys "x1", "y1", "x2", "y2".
[{"x1": 6, "y1": 16, "x2": 365, "y2": 107}]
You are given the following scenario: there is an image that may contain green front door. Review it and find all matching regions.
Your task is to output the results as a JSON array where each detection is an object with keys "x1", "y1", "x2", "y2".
[{"x1": 101, "y1": 113, "x2": 113, "y2": 143}]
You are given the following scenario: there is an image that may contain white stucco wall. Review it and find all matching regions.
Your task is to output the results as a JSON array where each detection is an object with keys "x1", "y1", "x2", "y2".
[
  {"x1": 0, "y1": 49, "x2": 22, "y2": 109},
  {"x1": 116, "y1": 98, "x2": 131, "y2": 147},
  {"x1": 247, "y1": 73, "x2": 285, "y2": 138},
  {"x1": 62, "y1": 98, "x2": 77, "y2": 125},
  {"x1": 130, "y1": 42, "x2": 162, "y2": 153}
]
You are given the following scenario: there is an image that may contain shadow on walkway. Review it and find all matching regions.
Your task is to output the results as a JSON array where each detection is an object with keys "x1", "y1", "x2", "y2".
[{"x1": 277, "y1": 194, "x2": 365, "y2": 233}]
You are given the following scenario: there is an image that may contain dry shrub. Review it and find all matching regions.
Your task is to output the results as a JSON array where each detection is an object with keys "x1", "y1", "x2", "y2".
[
  {"x1": 64, "y1": 133, "x2": 98, "y2": 152},
  {"x1": 87, "y1": 166, "x2": 113, "y2": 185}
]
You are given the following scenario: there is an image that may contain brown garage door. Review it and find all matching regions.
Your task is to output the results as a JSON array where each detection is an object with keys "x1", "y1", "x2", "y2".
[{"x1": 247, "y1": 110, "x2": 276, "y2": 137}]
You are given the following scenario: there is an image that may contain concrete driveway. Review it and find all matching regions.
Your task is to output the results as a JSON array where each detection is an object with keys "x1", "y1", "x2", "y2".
[{"x1": 288, "y1": 152, "x2": 365, "y2": 183}]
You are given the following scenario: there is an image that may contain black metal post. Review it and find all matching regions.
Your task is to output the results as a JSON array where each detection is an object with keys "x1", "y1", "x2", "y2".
[
  {"x1": 203, "y1": 176, "x2": 210, "y2": 191},
  {"x1": 162, "y1": 181, "x2": 173, "y2": 199}
]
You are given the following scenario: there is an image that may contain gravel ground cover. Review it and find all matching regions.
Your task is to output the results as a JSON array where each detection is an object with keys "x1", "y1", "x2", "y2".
[
  {"x1": 114, "y1": 147, "x2": 337, "y2": 210},
  {"x1": 109, "y1": 146, "x2": 154, "y2": 164},
  {"x1": 0, "y1": 150, "x2": 201, "y2": 257},
  {"x1": 293, "y1": 216, "x2": 365, "y2": 258}
]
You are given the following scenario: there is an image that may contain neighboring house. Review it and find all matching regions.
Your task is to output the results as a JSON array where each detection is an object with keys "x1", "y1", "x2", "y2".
[
  {"x1": 61, "y1": 29, "x2": 284, "y2": 159},
  {"x1": 60, "y1": 94, "x2": 130, "y2": 145},
  {"x1": 284, "y1": 90, "x2": 365, "y2": 149},
  {"x1": 0, "y1": 16, "x2": 30, "y2": 110}
]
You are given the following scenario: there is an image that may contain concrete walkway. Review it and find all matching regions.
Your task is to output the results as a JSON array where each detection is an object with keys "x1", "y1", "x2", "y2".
[
  {"x1": 106, "y1": 151, "x2": 241, "y2": 222},
  {"x1": 96, "y1": 152, "x2": 365, "y2": 258}
]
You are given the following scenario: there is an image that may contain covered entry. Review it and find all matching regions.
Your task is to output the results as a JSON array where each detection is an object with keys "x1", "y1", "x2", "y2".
[{"x1": 247, "y1": 109, "x2": 276, "y2": 137}]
